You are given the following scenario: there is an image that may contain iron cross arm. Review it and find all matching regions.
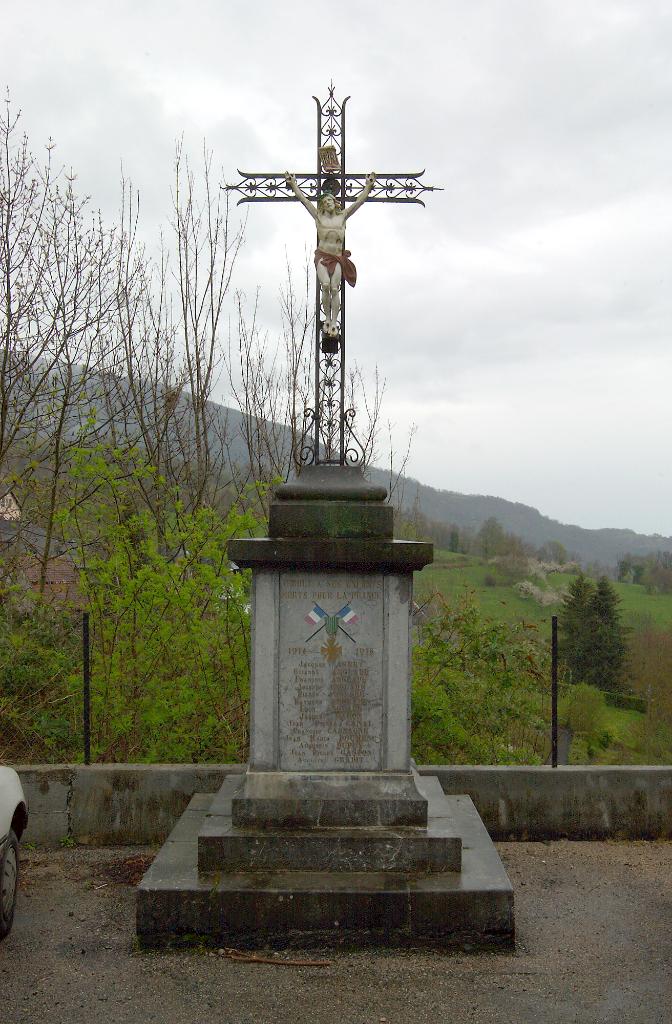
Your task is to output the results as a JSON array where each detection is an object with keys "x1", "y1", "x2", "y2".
[{"x1": 224, "y1": 170, "x2": 441, "y2": 207}]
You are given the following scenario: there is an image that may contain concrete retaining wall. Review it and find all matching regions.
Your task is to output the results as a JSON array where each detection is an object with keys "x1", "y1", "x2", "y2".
[
  {"x1": 17, "y1": 765, "x2": 244, "y2": 846},
  {"x1": 14, "y1": 764, "x2": 672, "y2": 846},
  {"x1": 423, "y1": 765, "x2": 672, "y2": 840}
]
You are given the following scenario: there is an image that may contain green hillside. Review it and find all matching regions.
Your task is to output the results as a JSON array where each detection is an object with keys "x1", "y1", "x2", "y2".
[
  {"x1": 416, "y1": 551, "x2": 672, "y2": 632},
  {"x1": 415, "y1": 552, "x2": 672, "y2": 764}
]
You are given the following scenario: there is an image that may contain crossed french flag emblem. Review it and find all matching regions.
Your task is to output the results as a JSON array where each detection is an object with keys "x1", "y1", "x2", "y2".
[{"x1": 304, "y1": 602, "x2": 359, "y2": 641}]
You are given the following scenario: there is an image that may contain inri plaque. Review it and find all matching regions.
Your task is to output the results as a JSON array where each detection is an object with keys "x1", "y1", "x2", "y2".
[{"x1": 278, "y1": 572, "x2": 384, "y2": 771}]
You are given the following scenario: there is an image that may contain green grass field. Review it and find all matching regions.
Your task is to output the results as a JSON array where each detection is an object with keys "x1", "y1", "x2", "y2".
[
  {"x1": 414, "y1": 550, "x2": 672, "y2": 764},
  {"x1": 593, "y1": 705, "x2": 645, "y2": 764},
  {"x1": 412, "y1": 551, "x2": 672, "y2": 764},
  {"x1": 416, "y1": 552, "x2": 672, "y2": 631},
  {"x1": 562, "y1": 703, "x2": 644, "y2": 765}
]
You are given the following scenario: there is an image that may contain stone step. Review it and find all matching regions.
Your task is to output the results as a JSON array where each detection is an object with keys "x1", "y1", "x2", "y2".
[
  {"x1": 136, "y1": 782, "x2": 515, "y2": 950},
  {"x1": 230, "y1": 770, "x2": 429, "y2": 829},
  {"x1": 197, "y1": 821, "x2": 462, "y2": 873}
]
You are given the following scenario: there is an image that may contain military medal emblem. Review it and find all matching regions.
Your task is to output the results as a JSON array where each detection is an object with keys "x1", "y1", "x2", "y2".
[{"x1": 304, "y1": 602, "x2": 359, "y2": 662}]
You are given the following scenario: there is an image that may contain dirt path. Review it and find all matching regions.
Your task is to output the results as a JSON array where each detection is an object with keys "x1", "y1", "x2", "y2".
[{"x1": 1, "y1": 841, "x2": 670, "y2": 1024}]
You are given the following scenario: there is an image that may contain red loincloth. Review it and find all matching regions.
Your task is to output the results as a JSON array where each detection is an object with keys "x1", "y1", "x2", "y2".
[{"x1": 314, "y1": 248, "x2": 357, "y2": 287}]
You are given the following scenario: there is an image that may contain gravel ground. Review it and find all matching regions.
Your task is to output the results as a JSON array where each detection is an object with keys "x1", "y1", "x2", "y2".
[{"x1": 1, "y1": 840, "x2": 670, "y2": 1024}]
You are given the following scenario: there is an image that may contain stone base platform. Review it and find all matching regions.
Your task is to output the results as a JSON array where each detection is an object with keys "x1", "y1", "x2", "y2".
[
  {"x1": 136, "y1": 775, "x2": 514, "y2": 949},
  {"x1": 199, "y1": 776, "x2": 461, "y2": 872},
  {"x1": 231, "y1": 770, "x2": 430, "y2": 828}
]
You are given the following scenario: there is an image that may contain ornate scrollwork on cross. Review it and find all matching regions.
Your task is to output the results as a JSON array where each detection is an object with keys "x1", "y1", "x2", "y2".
[
  {"x1": 226, "y1": 171, "x2": 436, "y2": 206},
  {"x1": 224, "y1": 83, "x2": 440, "y2": 468}
]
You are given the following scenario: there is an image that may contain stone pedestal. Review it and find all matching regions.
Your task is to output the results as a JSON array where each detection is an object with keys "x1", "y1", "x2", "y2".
[
  {"x1": 137, "y1": 466, "x2": 514, "y2": 948},
  {"x1": 229, "y1": 466, "x2": 432, "y2": 828}
]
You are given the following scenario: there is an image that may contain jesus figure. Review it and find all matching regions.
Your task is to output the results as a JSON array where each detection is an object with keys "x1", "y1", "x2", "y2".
[{"x1": 284, "y1": 171, "x2": 376, "y2": 338}]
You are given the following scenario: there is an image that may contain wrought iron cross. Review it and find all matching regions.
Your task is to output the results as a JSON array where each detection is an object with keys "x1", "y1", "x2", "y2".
[{"x1": 224, "y1": 83, "x2": 440, "y2": 468}]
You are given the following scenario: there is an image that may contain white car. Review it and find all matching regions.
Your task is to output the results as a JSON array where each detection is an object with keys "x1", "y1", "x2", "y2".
[{"x1": 0, "y1": 767, "x2": 28, "y2": 940}]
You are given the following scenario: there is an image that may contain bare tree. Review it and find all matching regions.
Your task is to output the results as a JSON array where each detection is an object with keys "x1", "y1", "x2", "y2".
[
  {"x1": 228, "y1": 255, "x2": 314, "y2": 494},
  {"x1": 227, "y1": 254, "x2": 389, "y2": 509},
  {"x1": 94, "y1": 144, "x2": 245, "y2": 547},
  {"x1": 2, "y1": 97, "x2": 397, "y2": 583},
  {"x1": 0, "y1": 99, "x2": 68, "y2": 477},
  {"x1": 0, "y1": 98, "x2": 124, "y2": 591},
  {"x1": 172, "y1": 140, "x2": 243, "y2": 509}
]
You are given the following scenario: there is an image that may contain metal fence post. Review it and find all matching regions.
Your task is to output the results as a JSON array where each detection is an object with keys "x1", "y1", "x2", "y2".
[
  {"x1": 551, "y1": 615, "x2": 558, "y2": 768},
  {"x1": 83, "y1": 611, "x2": 91, "y2": 765}
]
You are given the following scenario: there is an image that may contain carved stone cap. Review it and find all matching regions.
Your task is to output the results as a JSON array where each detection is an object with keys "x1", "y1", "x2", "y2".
[
  {"x1": 228, "y1": 537, "x2": 433, "y2": 573},
  {"x1": 274, "y1": 465, "x2": 388, "y2": 503},
  {"x1": 268, "y1": 499, "x2": 393, "y2": 540}
]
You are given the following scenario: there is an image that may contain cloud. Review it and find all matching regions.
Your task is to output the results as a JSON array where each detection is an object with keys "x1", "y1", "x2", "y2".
[{"x1": 4, "y1": 0, "x2": 672, "y2": 532}]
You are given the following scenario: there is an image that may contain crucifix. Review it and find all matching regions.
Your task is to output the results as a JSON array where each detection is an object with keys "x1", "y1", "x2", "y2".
[{"x1": 224, "y1": 83, "x2": 440, "y2": 468}]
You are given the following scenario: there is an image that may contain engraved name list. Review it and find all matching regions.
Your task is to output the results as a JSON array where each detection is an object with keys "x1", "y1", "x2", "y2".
[{"x1": 278, "y1": 572, "x2": 384, "y2": 771}]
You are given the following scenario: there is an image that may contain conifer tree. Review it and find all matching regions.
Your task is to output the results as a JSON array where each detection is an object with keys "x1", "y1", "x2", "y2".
[
  {"x1": 585, "y1": 576, "x2": 628, "y2": 692},
  {"x1": 559, "y1": 573, "x2": 628, "y2": 692},
  {"x1": 559, "y1": 573, "x2": 595, "y2": 683}
]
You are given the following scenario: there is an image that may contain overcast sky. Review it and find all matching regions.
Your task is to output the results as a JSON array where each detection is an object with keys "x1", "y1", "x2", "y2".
[{"x1": 5, "y1": 0, "x2": 672, "y2": 535}]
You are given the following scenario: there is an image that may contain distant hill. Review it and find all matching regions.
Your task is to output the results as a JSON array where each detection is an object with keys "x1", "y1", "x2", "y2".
[
  {"x1": 205, "y1": 402, "x2": 672, "y2": 568},
  {"x1": 30, "y1": 367, "x2": 670, "y2": 570},
  {"x1": 373, "y1": 471, "x2": 672, "y2": 568}
]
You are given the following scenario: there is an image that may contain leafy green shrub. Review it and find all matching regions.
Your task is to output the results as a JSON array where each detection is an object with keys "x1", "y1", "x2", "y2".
[
  {"x1": 606, "y1": 690, "x2": 646, "y2": 713},
  {"x1": 411, "y1": 592, "x2": 548, "y2": 764},
  {"x1": 560, "y1": 682, "x2": 607, "y2": 737},
  {"x1": 626, "y1": 716, "x2": 672, "y2": 764},
  {"x1": 0, "y1": 592, "x2": 82, "y2": 761},
  {"x1": 560, "y1": 683, "x2": 611, "y2": 760},
  {"x1": 1, "y1": 448, "x2": 262, "y2": 764},
  {"x1": 76, "y1": 502, "x2": 256, "y2": 763},
  {"x1": 492, "y1": 555, "x2": 529, "y2": 586}
]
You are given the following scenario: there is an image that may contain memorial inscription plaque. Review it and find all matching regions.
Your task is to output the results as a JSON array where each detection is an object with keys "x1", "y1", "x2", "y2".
[{"x1": 278, "y1": 571, "x2": 384, "y2": 771}]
